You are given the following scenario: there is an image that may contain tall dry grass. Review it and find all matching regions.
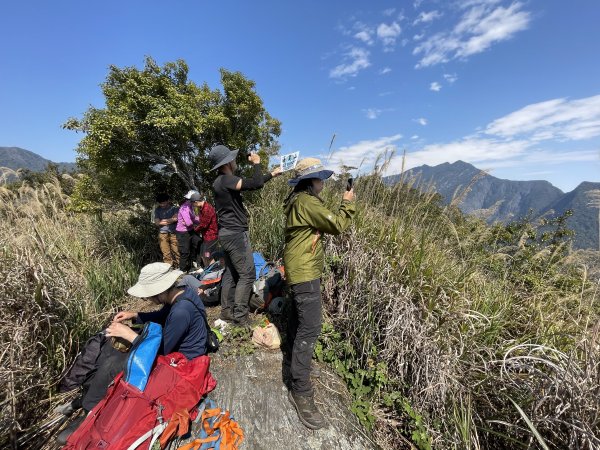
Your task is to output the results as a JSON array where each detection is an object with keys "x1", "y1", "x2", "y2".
[
  {"x1": 249, "y1": 172, "x2": 600, "y2": 449},
  {"x1": 2, "y1": 168, "x2": 598, "y2": 449},
  {"x1": 0, "y1": 178, "x2": 157, "y2": 448}
]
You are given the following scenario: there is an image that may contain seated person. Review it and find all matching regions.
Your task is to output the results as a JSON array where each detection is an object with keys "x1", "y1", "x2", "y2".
[
  {"x1": 58, "y1": 263, "x2": 208, "y2": 444},
  {"x1": 85, "y1": 263, "x2": 208, "y2": 411}
]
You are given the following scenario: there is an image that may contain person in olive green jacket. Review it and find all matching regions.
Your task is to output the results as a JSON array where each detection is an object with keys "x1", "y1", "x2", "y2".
[{"x1": 283, "y1": 157, "x2": 355, "y2": 430}]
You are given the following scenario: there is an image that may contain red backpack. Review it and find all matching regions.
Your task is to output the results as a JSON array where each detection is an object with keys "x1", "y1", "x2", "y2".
[{"x1": 64, "y1": 352, "x2": 217, "y2": 450}]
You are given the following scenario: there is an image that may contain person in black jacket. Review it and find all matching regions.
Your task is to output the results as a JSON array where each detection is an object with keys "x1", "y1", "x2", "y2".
[{"x1": 208, "y1": 145, "x2": 281, "y2": 325}]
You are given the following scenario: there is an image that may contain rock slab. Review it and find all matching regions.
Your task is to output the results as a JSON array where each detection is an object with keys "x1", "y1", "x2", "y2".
[{"x1": 179, "y1": 351, "x2": 378, "y2": 450}]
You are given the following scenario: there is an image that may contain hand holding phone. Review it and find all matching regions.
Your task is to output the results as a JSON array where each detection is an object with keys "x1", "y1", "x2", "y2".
[{"x1": 248, "y1": 152, "x2": 261, "y2": 164}]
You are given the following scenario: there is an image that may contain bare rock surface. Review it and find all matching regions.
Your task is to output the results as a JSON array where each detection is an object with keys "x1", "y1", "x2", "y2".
[{"x1": 181, "y1": 350, "x2": 378, "y2": 450}]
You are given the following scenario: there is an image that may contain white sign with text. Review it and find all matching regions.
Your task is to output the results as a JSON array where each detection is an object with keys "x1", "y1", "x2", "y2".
[{"x1": 280, "y1": 152, "x2": 300, "y2": 172}]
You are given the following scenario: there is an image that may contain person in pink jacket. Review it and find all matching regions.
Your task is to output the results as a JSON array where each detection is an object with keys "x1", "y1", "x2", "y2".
[{"x1": 176, "y1": 190, "x2": 202, "y2": 272}]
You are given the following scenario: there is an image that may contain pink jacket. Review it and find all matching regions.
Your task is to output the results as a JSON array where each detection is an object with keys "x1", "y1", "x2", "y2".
[{"x1": 176, "y1": 201, "x2": 199, "y2": 232}]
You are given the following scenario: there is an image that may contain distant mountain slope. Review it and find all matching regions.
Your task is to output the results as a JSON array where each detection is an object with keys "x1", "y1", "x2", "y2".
[
  {"x1": 385, "y1": 161, "x2": 598, "y2": 250},
  {"x1": 0, "y1": 146, "x2": 77, "y2": 172},
  {"x1": 540, "y1": 181, "x2": 600, "y2": 250},
  {"x1": 387, "y1": 160, "x2": 564, "y2": 222}
]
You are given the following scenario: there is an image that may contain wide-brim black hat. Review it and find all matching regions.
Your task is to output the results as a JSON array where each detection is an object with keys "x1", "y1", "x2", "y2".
[{"x1": 209, "y1": 145, "x2": 239, "y2": 171}]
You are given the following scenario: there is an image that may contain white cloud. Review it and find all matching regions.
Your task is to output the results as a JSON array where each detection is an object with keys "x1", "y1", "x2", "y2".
[
  {"x1": 413, "y1": 2, "x2": 531, "y2": 68},
  {"x1": 329, "y1": 47, "x2": 371, "y2": 79},
  {"x1": 354, "y1": 30, "x2": 374, "y2": 45},
  {"x1": 406, "y1": 138, "x2": 530, "y2": 168},
  {"x1": 443, "y1": 73, "x2": 458, "y2": 83},
  {"x1": 413, "y1": 10, "x2": 443, "y2": 25},
  {"x1": 383, "y1": 8, "x2": 396, "y2": 16},
  {"x1": 364, "y1": 108, "x2": 383, "y2": 119},
  {"x1": 430, "y1": 82, "x2": 442, "y2": 92},
  {"x1": 325, "y1": 134, "x2": 403, "y2": 172},
  {"x1": 413, "y1": 0, "x2": 424, "y2": 9},
  {"x1": 413, "y1": 33, "x2": 425, "y2": 41},
  {"x1": 364, "y1": 107, "x2": 395, "y2": 119},
  {"x1": 331, "y1": 95, "x2": 600, "y2": 179},
  {"x1": 377, "y1": 22, "x2": 402, "y2": 50},
  {"x1": 380, "y1": 67, "x2": 392, "y2": 75},
  {"x1": 485, "y1": 95, "x2": 600, "y2": 141},
  {"x1": 458, "y1": 0, "x2": 503, "y2": 9}
]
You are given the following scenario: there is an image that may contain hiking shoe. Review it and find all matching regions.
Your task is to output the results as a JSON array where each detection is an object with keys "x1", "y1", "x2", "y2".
[
  {"x1": 288, "y1": 391, "x2": 327, "y2": 430},
  {"x1": 54, "y1": 402, "x2": 76, "y2": 417},
  {"x1": 220, "y1": 310, "x2": 234, "y2": 322},
  {"x1": 56, "y1": 415, "x2": 85, "y2": 445}
]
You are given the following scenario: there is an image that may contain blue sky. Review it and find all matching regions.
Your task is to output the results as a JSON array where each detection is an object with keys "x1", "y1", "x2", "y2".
[{"x1": 1, "y1": 0, "x2": 599, "y2": 192}]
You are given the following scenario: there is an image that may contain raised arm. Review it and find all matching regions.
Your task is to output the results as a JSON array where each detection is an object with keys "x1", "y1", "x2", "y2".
[
  {"x1": 229, "y1": 153, "x2": 282, "y2": 191},
  {"x1": 301, "y1": 194, "x2": 356, "y2": 236}
]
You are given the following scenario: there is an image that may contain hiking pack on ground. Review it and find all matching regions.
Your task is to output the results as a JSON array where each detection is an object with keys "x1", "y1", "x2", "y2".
[
  {"x1": 194, "y1": 261, "x2": 225, "y2": 306},
  {"x1": 249, "y1": 253, "x2": 285, "y2": 313},
  {"x1": 64, "y1": 322, "x2": 217, "y2": 449}
]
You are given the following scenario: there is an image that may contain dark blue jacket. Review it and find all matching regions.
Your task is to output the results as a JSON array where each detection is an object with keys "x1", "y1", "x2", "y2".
[{"x1": 137, "y1": 286, "x2": 207, "y2": 359}]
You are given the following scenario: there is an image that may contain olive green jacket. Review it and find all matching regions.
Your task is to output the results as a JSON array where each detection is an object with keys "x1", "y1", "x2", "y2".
[{"x1": 283, "y1": 192, "x2": 356, "y2": 285}]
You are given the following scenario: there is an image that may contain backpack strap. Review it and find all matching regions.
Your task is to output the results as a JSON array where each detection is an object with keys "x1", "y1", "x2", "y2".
[
  {"x1": 176, "y1": 407, "x2": 244, "y2": 450},
  {"x1": 180, "y1": 298, "x2": 208, "y2": 326},
  {"x1": 159, "y1": 409, "x2": 191, "y2": 448},
  {"x1": 125, "y1": 422, "x2": 168, "y2": 450}
]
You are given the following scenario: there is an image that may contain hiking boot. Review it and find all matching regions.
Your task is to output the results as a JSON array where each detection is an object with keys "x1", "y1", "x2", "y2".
[
  {"x1": 220, "y1": 310, "x2": 234, "y2": 322},
  {"x1": 53, "y1": 397, "x2": 81, "y2": 416},
  {"x1": 288, "y1": 391, "x2": 327, "y2": 430},
  {"x1": 56, "y1": 415, "x2": 85, "y2": 445}
]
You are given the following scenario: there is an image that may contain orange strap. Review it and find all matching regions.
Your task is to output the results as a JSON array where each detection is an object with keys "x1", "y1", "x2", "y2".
[
  {"x1": 159, "y1": 409, "x2": 190, "y2": 448},
  {"x1": 176, "y1": 408, "x2": 244, "y2": 450}
]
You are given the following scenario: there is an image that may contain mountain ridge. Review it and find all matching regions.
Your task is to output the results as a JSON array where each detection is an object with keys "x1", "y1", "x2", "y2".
[
  {"x1": 0, "y1": 146, "x2": 77, "y2": 173},
  {"x1": 385, "y1": 160, "x2": 598, "y2": 250}
]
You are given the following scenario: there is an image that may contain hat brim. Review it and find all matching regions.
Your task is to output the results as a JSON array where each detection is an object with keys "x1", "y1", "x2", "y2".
[
  {"x1": 127, "y1": 269, "x2": 183, "y2": 298},
  {"x1": 288, "y1": 170, "x2": 334, "y2": 186},
  {"x1": 211, "y1": 149, "x2": 239, "y2": 171}
]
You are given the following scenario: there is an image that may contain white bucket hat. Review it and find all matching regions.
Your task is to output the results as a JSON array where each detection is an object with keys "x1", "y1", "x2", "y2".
[{"x1": 127, "y1": 263, "x2": 183, "y2": 298}]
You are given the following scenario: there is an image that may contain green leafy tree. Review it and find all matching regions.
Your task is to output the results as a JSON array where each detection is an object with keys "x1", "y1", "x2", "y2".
[{"x1": 64, "y1": 57, "x2": 281, "y2": 206}]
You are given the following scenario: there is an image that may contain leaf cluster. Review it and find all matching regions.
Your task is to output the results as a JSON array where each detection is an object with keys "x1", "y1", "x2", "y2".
[{"x1": 64, "y1": 57, "x2": 281, "y2": 206}]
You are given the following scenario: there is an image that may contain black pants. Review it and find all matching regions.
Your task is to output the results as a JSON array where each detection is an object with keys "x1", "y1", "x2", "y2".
[
  {"x1": 286, "y1": 279, "x2": 322, "y2": 396},
  {"x1": 219, "y1": 231, "x2": 255, "y2": 323},
  {"x1": 81, "y1": 343, "x2": 128, "y2": 412},
  {"x1": 176, "y1": 230, "x2": 201, "y2": 272}
]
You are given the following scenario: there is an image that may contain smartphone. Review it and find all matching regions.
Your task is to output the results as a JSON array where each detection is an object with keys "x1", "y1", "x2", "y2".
[{"x1": 346, "y1": 177, "x2": 353, "y2": 191}]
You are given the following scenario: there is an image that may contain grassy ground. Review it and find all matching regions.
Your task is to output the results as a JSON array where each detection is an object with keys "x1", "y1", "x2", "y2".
[{"x1": 0, "y1": 176, "x2": 158, "y2": 448}]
